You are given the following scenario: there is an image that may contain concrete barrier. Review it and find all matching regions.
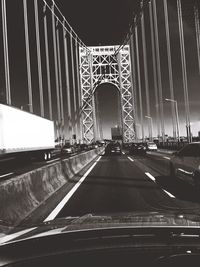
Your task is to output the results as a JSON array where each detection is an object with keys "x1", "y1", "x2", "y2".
[{"x1": 0, "y1": 148, "x2": 104, "y2": 226}]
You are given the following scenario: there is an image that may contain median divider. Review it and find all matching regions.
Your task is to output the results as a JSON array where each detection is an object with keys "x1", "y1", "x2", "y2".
[{"x1": 0, "y1": 148, "x2": 104, "y2": 227}]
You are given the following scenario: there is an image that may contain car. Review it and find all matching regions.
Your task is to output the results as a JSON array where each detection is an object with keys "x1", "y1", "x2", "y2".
[
  {"x1": 62, "y1": 143, "x2": 75, "y2": 155},
  {"x1": 170, "y1": 142, "x2": 200, "y2": 190},
  {"x1": 2, "y1": 212, "x2": 200, "y2": 267},
  {"x1": 123, "y1": 143, "x2": 132, "y2": 149},
  {"x1": 129, "y1": 142, "x2": 147, "y2": 155},
  {"x1": 146, "y1": 142, "x2": 157, "y2": 151},
  {"x1": 96, "y1": 141, "x2": 105, "y2": 147},
  {"x1": 105, "y1": 142, "x2": 122, "y2": 155},
  {"x1": 80, "y1": 144, "x2": 90, "y2": 151}
]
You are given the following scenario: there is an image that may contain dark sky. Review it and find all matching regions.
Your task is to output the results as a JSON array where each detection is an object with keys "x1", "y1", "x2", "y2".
[{"x1": 57, "y1": 0, "x2": 140, "y2": 46}]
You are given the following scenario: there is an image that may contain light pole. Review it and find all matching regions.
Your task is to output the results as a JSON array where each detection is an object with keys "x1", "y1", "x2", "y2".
[
  {"x1": 20, "y1": 103, "x2": 32, "y2": 111},
  {"x1": 145, "y1": 116, "x2": 153, "y2": 141},
  {"x1": 165, "y1": 98, "x2": 180, "y2": 142}
]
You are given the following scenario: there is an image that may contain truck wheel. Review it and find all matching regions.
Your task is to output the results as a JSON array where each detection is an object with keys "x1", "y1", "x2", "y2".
[
  {"x1": 44, "y1": 153, "x2": 48, "y2": 161},
  {"x1": 47, "y1": 152, "x2": 52, "y2": 160}
]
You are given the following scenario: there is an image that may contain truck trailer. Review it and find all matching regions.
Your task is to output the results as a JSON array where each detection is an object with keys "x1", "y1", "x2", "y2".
[{"x1": 0, "y1": 104, "x2": 55, "y2": 161}]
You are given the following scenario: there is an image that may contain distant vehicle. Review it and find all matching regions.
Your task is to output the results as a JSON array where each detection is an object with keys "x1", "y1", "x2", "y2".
[
  {"x1": 146, "y1": 142, "x2": 157, "y2": 151},
  {"x1": 96, "y1": 140, "x2": 105, "y2": 147},
  {"x1": 0, "y1": 104, "x2": 55, "y2": 161},
  {"x1": 123, "y1": 143, "x2": 132, "y2": 149},
  {"x1": 105, "y1": 142, "x2": 122, "y2": 155},
  {"x1": 62, "y1": 143, "x2": 74, "y2": 155},
  {"x1": 170, "y1": 142, "x2": 200, "y2": 190},
  {"x1": 80, "y1": 144, "x2": 90, "y2": 151},
  {"x1": 129, "y1": 143, "x2": 146, "y2": 155}
]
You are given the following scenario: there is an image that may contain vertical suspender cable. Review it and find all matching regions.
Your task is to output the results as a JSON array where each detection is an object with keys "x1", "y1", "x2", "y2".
[
  {"x1": 56, "y1": 19, "x2": 64, "y2": 138},
  {"x1": 52, "y1": 4, "x2": 61, "y2": 125},
  {"x1": 149, "y1": 1, "x2": 160, "y2": 139},
  {"x1": 34, "y1": 0, "x2": 44, "y2": 117},
  {"x1": 1, "y1": 0, "x2": 11, "y2": 105},
  {"x1": 129, "y1": 36, "x2": 138, "y2": 142},
  {"x1": 75, "y1": 38, "x2": 82, "y2": 142},
  {"x1": 117, "y1": 51, "x2": 125, "y2": 142},
  {"x1": 177, "y1": 0, "x2": 191, "y2": 142},
  {"x1": 135, "y1": 25, "x2": 144, "y2": 141},
  {"x1": 141, "y1": 12, "x2": 152, "y2": 140},
  {"x1": 63, "y1": 22, "x2": 72, "y2": 142},
  {"x1": 194, "y1": 3, "x2": 200, "y2": 75},
  {"x1": 23, "y1": 0, "x2": 33, "y2": 113},
  {"x1": 70, "y1": 32, "x2": 78, "y2": 141},
  {"x1": 163, "y1": 0, "x2": 176, "y2": 139},
  {"x1": 89, "y1": 52, "x2": 97, "y2": 142},
  {"x1": 94, "y1": 90, "x2": 100, "y2": 141},
  {"x1": 152, "y1": 0, "x2": 165, "y2": 142},
  {"x1": 43, "y1": 4, "x2": 52, "y2": 120}
]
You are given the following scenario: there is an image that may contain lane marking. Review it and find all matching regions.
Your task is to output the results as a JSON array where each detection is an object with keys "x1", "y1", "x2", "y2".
[
  {"x1": 0, "y1": 172, "x2": 14, "y2": 178},
  {"x1": 162, "y1": 189, "x2": 175, "y2": 198},
  {"x1": 0, "y1": 157, "x2": 15, "y2": 163},
  {"x1": 145, "y1": 172, "x2": 175, "y2": 198},
  {"x1": 145, "y1": 172, "x2": 155, "y2": 182},
  {"x1": 44, "y1": 156, "x2": 102, "y2": 222},
  {"x1": 0, "y1": 227, "x2": 37, "y2": 244},
  {"x1": 128, "y1": 156, "x2": 134, "y2": 162},
  {"x1": 177, "y1": 168, "x2": 193, "y2": 176},
  {"x1": 122, "y1": 152, "x2": 125, "y2": 155},
  {"x1": 163, "y1": 156, "x2": 171, "y2": 160},
  {"x1": 46, "y1": 159, "x2": 60, "y2": 164}
]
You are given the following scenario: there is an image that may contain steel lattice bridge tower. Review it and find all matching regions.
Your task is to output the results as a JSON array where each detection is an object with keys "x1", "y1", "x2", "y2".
[{"x1": 79, "y1": 45, "x2": 136, "y2": 143}]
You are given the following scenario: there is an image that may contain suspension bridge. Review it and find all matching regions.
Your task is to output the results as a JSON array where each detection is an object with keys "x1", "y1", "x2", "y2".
[{"x1": 0, "y1": 0, "x2": 200, "y2": 229}]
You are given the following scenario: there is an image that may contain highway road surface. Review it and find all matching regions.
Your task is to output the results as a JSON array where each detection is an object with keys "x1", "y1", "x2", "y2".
[{"x1": 42, "y1": 151, "x2": 200, "y2": 221}]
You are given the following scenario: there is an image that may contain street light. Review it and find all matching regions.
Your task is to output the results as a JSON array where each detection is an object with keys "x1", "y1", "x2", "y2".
[
  {"x1": 165, "y1": 98, "x2": 180, "y2": 142},
  {"x1": 145, "y1": 116, "x2": 153, "y2": 141}
]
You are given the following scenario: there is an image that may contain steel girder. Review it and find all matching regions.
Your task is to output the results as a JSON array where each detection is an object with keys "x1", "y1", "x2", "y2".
[{"x1": 79, "y1": 45, "x2": 136, "y2": 143}]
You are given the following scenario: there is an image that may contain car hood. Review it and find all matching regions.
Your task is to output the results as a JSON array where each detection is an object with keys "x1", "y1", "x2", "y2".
[{"x1": 1, "y1": 211, "x2": 200, "y2": 244}]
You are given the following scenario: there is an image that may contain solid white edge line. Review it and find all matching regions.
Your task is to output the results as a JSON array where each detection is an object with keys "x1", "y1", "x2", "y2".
[
  {"x1": 0, "y1": 227, "x2": 37, "y2": 244},
  {"x1": 145, "y1": 172, "x2": 156, "y2": 182},
  {"x1": 46, "y1": 159, "x2": 60, "y2": 164},
  {"x1": 163, "y1": 189, "x2": 175, "y2": 198},
  {"x1": 0, "y1": 172, "x2": 14, "y2": 178},
  {"x1": 127, "y1": 156, "x2": 134, "y2": 162},
  {"x1": 163, "y1": 156, "x2": 171, "y2": 160},
  {"x1": 44, "y1": 156, "x2": 102, "y2": 222}
]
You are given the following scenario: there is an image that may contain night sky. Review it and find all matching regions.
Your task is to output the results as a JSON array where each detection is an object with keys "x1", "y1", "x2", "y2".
[{"x1": 0, "y1": 0, "x2": 200, "y2": 139}]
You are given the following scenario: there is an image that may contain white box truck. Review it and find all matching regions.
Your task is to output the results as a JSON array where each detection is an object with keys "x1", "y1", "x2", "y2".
[{"x1": 0, "y1": 104, "x2": 55, "y2": 161}]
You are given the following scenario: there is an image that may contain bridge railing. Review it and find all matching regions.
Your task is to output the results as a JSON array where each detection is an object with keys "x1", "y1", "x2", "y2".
[{"x1": 157, "y1": 141, "x2": 188, "y2": 151}]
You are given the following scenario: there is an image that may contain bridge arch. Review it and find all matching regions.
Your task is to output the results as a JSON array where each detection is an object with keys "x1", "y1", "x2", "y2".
[{"x1": 94, "y1": 82, "x2": 122, "y2": 140}]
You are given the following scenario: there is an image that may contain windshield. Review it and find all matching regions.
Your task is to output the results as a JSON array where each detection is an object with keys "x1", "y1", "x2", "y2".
[{"x1": 1, "y1": 0, "x2": 200, "y2": 263}]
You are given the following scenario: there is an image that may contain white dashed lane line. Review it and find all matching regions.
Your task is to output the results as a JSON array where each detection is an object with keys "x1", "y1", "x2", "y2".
[
  {"x1": 162, "y1": 189, "x2": 175, "y2": 198},
  {"x1": 163, "y1": 156, "x2": 171, "y2": 160},
  {"x1": 145, "y1": 172, "x2": 175, "y2": 198},
  {"x1": 145, "y1": 172, "x2": 156, "y2": 182},
  {"x1": 127, "y1": 156, "x2": 134, "y2": 162},
  {"x1": 0, "y1": 172, "x2": 14, "y2": 179}
]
